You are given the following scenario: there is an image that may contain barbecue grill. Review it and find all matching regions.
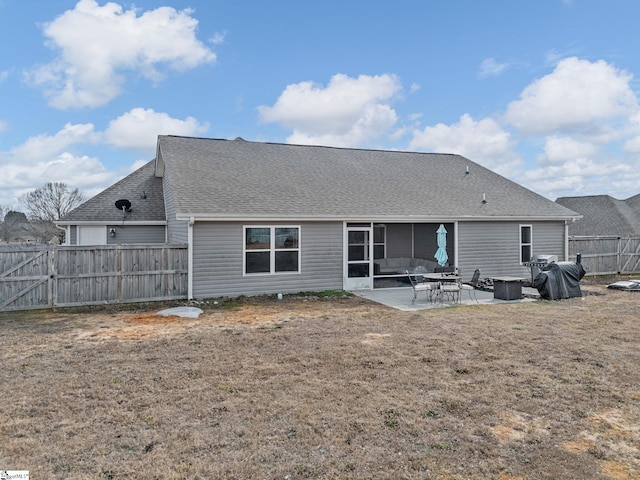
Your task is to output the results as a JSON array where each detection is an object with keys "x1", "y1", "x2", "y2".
[
  {"x1": 523, "y1": 255, "x2": 558, "y2": 284},
  {"x1": 532, "y1": 258, "x2": 586, "y2": 300}
]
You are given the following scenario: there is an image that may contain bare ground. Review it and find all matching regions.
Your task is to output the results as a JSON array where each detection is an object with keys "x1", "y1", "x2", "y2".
[{"x1": 0, "y1": 285, "x2": 639, "y2": 479}]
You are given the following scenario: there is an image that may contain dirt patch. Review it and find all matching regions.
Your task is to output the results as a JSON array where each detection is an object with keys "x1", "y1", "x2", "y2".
[
  {"x1": 1, "y1": 288, "x2": 639, "y2": 479},
  {"x1": 70, "y1": 296, "x2": 375, "y2": 340}
]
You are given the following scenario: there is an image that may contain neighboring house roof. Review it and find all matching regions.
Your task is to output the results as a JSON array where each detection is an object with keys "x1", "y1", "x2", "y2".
[
  {"x1": 556, "y1": 194, "x2": 640, "y2": 236},
  {"x1": 58, "y1": 160, "x2": 166, "y2": 224},
  {"x1": 156, "y1": 135, "x2": 579, "y2": 222}
]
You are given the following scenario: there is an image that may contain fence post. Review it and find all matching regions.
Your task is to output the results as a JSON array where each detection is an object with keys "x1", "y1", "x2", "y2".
[
  {"x1": 617, "y1": 237, "x2": 621, "y2": 274},
  {"x1": 116, "y1": 245, "x2": 122, "y2": 302},
  {"x1": 49, "y1": 246, "x2": 57, "y2": 308}
]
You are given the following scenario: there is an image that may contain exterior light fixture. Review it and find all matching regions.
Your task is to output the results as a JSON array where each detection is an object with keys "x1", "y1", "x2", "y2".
[{"x1": 110, "y1": 227, "x2": 116, "y2": 237}]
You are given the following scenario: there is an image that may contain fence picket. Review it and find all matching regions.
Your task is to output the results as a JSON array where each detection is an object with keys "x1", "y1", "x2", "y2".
[
  {"x1": 0, "y1": 244, "x2": 187, "y2": 312},
  {"x1": 569, "y1": 235, "x2": 640, "y2": 275}
]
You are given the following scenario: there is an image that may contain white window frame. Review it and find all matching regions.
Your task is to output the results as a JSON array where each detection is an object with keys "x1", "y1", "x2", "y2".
[
  {"x1": 243, "y1": 225, "x2": 301, "y2": 275},
  {"x1": 519, "y1": 224, "x2": 533, "y2": 264}
]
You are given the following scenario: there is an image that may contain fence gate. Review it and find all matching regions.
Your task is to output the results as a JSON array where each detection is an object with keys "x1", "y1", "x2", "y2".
[
  {"x1": 568, "y1": 235, "x2": 640, "y2": 275},
  {"x1": 0, "y1": 247, "x2": 53, "y2": 311}
]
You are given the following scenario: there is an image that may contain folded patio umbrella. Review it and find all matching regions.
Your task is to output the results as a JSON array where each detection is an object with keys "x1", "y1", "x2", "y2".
[{"x1": 434, "y1": 224, "x2": 448, "y2": 267}]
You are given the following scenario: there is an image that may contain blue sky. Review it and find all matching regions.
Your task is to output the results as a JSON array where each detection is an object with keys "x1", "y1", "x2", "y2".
[{"x1": 2, "y1": 0, "x2": 640, "y2": 210}]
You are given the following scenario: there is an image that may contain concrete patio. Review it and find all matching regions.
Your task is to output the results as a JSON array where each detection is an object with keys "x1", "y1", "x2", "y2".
[{"x1": 352, "y1": 286, "x2": 540, "y2": 311}]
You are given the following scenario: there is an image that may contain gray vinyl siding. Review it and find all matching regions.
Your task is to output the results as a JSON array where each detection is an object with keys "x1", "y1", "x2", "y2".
[
  {"x1": 106, "y1": 225, "x2": 166, "y2": 244},
  {"x1": 163, "y1": 175, "x2": 188, "y2": 243},
  {"x1": 457, "y1": 221, "x2": 566, "y2": 280},
  {"x1": 192, "y1": 221, "x2": 344, "y2": 299}
]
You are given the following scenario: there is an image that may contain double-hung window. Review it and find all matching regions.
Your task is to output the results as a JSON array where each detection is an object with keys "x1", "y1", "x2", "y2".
[
  {"x1": 244, "y1": 226, "x2": 300, "y2": 274},
  {"x1": 520, "y1": 225, "x2": 532, "y2": 264}
]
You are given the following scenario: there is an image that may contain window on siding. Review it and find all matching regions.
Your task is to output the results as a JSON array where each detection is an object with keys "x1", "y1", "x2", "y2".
[
  {"x1": 245, "y1": 226, "x2": 300, "y2": 274},
  {"x1": 520, "y1": 225, "x2": 532, "y2": 263}
]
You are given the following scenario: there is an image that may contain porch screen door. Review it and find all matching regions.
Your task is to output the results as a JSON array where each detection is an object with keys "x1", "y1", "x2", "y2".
[{"x1": 345, "y1": 226, "x2": 373, "y2": 290}]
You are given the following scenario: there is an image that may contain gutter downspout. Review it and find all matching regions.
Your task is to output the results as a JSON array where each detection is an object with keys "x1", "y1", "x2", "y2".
[
  {"x1": 188, "y1": 216, "x2": 195, "y2": 300},
  {"x1": 55, "y1": 224, "x2": 69, "y2": 245}
]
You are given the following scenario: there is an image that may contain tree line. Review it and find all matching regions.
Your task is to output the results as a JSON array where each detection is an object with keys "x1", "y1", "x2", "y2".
[{"x1": 1, "y1": 182, "x2": 85, "y2": 244}]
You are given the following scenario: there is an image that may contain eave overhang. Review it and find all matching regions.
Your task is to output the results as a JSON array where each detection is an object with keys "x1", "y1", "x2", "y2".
[
  {"x1": 55, "y1": 220, "x2": 167, "y2": 226},
  {"x1": 175, "y1": 213, "x2": 582, "y2": 223}
]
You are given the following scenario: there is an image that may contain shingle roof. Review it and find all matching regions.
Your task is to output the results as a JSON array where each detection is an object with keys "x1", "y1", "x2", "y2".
[
  {"x1": 59, "y1": 160, "x2": 165, "y2": 223},
  {"x1": 556, "y1": 194, "x2": 640, "y2": 236},
  {"x1": 157, "y1": 135, "x2": 579, "y2": 221}
]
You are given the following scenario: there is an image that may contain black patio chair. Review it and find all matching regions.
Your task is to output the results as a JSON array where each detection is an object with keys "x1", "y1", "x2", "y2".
[
  {"x1": 460, "y1": 269, "x2": 481, "y2": 303},
  {"x1": 406, "y1": 270, "x2": 437, "y2": 304}
]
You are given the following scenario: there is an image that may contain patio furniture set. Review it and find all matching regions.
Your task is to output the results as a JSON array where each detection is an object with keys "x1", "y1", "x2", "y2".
[{"x1": 406, "y1": 269, "x2": 480, "y2": 305}]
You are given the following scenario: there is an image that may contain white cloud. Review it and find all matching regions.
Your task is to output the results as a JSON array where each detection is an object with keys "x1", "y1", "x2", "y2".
[
  {"x1": 27, "y1": 0, "x2": 215, "y2": 109},
  {"x1": 623, "y1": 137, "x2": 640, "y2": 154},
  {"x1": 0, "y1": 108, "x2": 207, "y2": 206},
  {"x1": 499, "y1": 57, "x2": 640, "y2": 199},
  {"x1": 1, "y1": 148, "x2": 116, "y2": 207},
  {"x1": 258, "y1": 73, "x2": 401, "y2": 147},
  {"x1": 521, "y1": 157, "x2": 634, "y2": 199},
  {"x1": 105, "y1": 108, "x2": 209, "y2": 152},
  {"x1": 622, "y1": 111, "x2": 640, "y2": 153},
  {"x1": 210, "y1": 30, "x2": 227, "y2": 45},
  {"x1": 409, "y1": 114, "x2": 519, "y2": 174},
  {"x1": 536, "y1": 136, "x2": 597, "y2": 166},
  {"x1": 9, "y1": 123, "x2": 100, "y2": 164},
  {"x1": 0, "y1": 123, "x2": 112, "y2": 204},
  {"x1": 478, "y1": 57, "x2": 509, "y2": 78},
  {"x1": 504, "y1": 57, "x2": 638, "y2": 135},
  {"x1": 286, "y1": 104, "x2": 398, "y2": 148},
  {"x1": 526, "y1": 157, "x2": 628, "y2": 182}
]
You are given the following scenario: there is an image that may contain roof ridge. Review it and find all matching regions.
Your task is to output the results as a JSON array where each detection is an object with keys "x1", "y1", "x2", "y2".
[{"x1": 160, "y1": 134, "x2": 463, "y2": 159}]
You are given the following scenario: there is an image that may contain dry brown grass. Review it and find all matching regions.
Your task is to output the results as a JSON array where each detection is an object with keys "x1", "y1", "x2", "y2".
[{"x1": 1, "y1": 285, "x2": 639, "y2": 479}]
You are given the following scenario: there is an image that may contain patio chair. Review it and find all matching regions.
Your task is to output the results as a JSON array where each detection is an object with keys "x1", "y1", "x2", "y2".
[
  {"x1": 406, "y1": 270, "x2": 437, "y2": 304},
  {"x1": 460, "y1": 269, "x2": 481, "y2": 303},
  {"x1": 439, "y1": 280, "x2": 461, "y2": 304}
]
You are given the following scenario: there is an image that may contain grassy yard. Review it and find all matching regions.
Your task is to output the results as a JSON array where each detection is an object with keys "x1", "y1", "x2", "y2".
[{"x1": 1, "y1": 285, "x2": 639, "y2": 479}]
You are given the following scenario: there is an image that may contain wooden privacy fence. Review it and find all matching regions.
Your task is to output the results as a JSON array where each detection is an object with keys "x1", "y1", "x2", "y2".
[
  {"x1": 0, "y1": 244, "x2": 188, "y2": 312},
  {"x1": 568, "y1": 235, "x2": 640, "y2": 275}
]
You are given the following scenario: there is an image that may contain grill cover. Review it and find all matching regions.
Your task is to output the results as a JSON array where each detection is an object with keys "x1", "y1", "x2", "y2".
[{"x1": 533, "y1": 262, "x2": 586, "y2": 300}]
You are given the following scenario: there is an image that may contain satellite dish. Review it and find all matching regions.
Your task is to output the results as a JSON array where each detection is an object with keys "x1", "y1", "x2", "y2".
[
  {"x1": 115, "y1": 199, "x2": 132, "y2": 226},
  {"x1": 115, "y1": 199, "x2": 132, "y2": 212}
]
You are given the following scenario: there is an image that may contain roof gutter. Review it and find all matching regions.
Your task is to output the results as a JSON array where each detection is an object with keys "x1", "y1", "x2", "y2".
[
  {"x1": 55, "y1": 220, "x2": 168, "y2": 226},
  {"x1": 175, "y1": 214, "x2": 583, "y2": 223}
]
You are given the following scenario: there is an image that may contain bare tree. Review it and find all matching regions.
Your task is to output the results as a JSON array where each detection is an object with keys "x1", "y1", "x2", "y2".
[
  {"x1": 19, "y1": 183, "x2": 86, "y2": 243},
  {"x1": 20, "y1": 182, "x2": 85, "y2": 221}
]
